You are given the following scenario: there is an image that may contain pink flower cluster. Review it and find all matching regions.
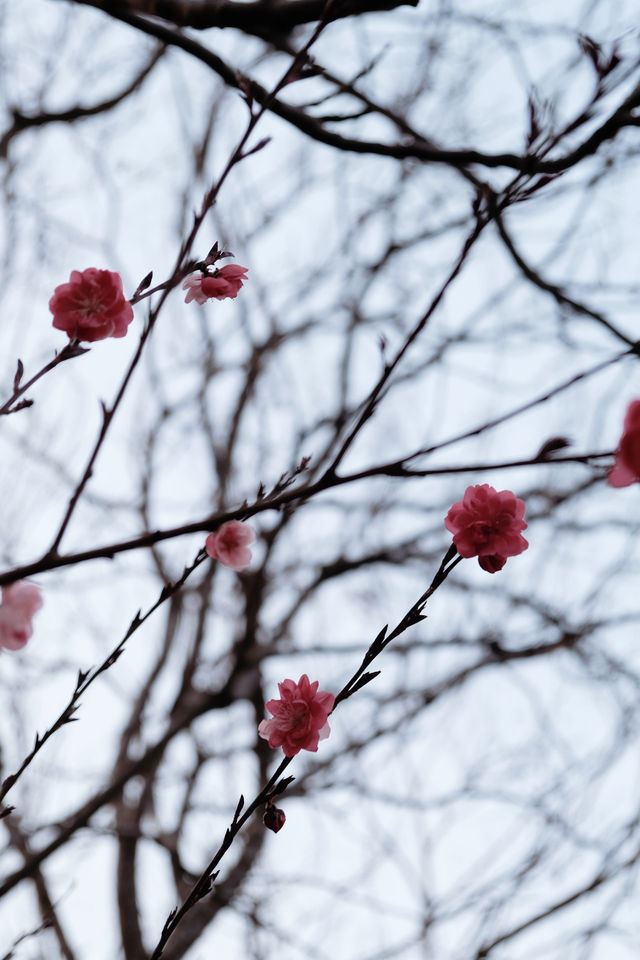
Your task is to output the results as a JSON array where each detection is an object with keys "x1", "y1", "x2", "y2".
[
  {"x1": 608, "y1": 400, "x2": 640, "y2": 487},
  {"x1": 205, "y1": 521, "x2": 255, "y2": 571},
  {"x1": 0, "y1": 582, "x2": 43, "y2": 651},
  {"x1": 258, "y1": 674, "x2": 335, "y2": 757},
  {"x1": 50, "y1": 268, "x2": 134, "y2": 342},
  {"x1": 445, "y1": 484, "x2": 528, "y2": 573},
  {"x1": 182, "y1": 265, "x2": 248, "y2": 304}
]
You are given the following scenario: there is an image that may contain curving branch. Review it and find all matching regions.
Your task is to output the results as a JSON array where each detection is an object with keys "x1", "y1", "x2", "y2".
[
  {"x1": 2, "y1": 819, "x2": 77, "y2": 960},
  {"x1": 494, "y1": 210, "x2": 637, "y2": 345},
  {"x1": 74, "y1": 0, "x2": 420, "y2": 35},
  {"x1": 0, "y1": 340, "x2": 628, "y2": 586},
  {"x1": 0, "y1": 46, "x2": 164, "y2": 159},
  {"x1": 58, "y1": 1, "x2": 640, "y2": 176}
]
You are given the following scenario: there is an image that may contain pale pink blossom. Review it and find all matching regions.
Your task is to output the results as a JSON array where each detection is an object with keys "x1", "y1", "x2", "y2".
[
  {"x1": 182, "y1": 265, "x2": 248, "y2": 304},
  {"x1": 49, "y1": 268, "x2": 134, "y2": 342},
  {"x1": 445, "y1": 484, "x2": 528, "y2": 573},
  {"x1": 205, "y1": 520, "x2": 255, "y2": 571},
  {"x1": 258, "y1": 674, "x2": 335, "y2": 757},
  {"x1": 608, "y1": 399, "x2": 640, "y2": 487},
  {"x1": 0, "y1": 581, "x2": 43, "y2": 651}
]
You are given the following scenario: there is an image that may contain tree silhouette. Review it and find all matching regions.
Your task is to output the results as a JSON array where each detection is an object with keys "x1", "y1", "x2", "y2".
[{"x1": 1, "y1": 2, "x2": 639, "y2": 958}]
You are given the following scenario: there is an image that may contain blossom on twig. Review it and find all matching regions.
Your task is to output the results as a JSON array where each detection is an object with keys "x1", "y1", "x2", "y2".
[
  {"x1": 0, "y1": 581, "x2": 43, "y2": 651},
  {"x1": 182, "y1": 264, "x2": 248, "y2": 304},
  {"x1": 205, "y1": 520, "x2": 255, "y2": 571},
  {"x1": 445, "y1": 483, "x2": 528, "y2": 573},
  {"x1": 49, "y1": 268, "x2": 134, "y2": 342},
  {"x1": 263, "y1": 803, "x2": 286, "y2": 833},
  {"x1": 258, "y1": 674, "x2": 335, "y2": 757}
]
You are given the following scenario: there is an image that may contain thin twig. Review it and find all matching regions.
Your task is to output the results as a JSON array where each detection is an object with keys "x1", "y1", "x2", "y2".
[
  {"x1": 0, "y1": 552, "x2": 206, "y2": 808},
  {"x1": 0, "y1": 341, "x2": 88, "y2": 417},
  {"x1": 149, "y1": 544, "x2": 462, "y2": 957}
]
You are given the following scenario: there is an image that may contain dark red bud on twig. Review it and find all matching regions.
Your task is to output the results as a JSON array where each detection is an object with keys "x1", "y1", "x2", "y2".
[{"x1": 263, "y1": 803, "x2": 286, "y2": 833}]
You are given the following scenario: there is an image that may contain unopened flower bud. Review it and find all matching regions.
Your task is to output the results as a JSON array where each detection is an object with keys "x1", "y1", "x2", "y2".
[
  {"x1": 263, "y1": 804, "x2": 286, "y2": 833},
  {"x1": 478, "y1": 554, "x2": 506, "y2": 573}
]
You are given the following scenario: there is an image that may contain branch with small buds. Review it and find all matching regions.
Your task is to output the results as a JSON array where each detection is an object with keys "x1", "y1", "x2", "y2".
[
  {"x1": 0, "y1": 341, "x2": 88, "y2": 417},
  {"x1": 150, "y1": 540, "x2": 464, "y2": 956},
  {"x1": 0, "y1": 550, "x2": 207, "y2": 809}
]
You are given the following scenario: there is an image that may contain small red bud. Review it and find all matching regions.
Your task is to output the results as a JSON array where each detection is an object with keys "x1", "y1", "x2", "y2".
[
  {"x1": 263, "y1": 804, "x2": 286, "y2": 833},
  {"x1": 478, "y1": 554, "x2": 507, "y2": 574}
]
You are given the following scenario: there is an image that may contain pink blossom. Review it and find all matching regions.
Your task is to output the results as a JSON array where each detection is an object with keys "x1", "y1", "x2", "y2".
[
  {"x1": 205, "y1": 520, "x2": 255, "y2": 571},
  {"x1": 0, "y1": 581, "x2": 43, "y2": 651},
  {"x1": 182, "y1": 265, "x2": 248, "y2": 304},
  {"x1": 258, "y1": 674, "x2": 335, "y2": 757},
  {"x1": 608, "y1": 399, "x2": 640, "y2": 487},
  {"x1": 49, "y1": 268, "x2": 134, "y2": 342},
  {"x1": 445, "y1": 484, "x2": 528, "y2": 573}
]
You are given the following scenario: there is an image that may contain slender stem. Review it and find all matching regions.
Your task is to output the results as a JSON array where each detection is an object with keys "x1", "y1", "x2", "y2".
[
  {"x1": 0, "y1": 553, "x2": 207, "y2": 807},
  {"x1": 48, "y1": 323, "x2": 156, "y2": 554},
  {"x1": 0, "y1": 341, "x2": 86, "y2": 417},
  {"x1": 326, "y1": 217, "x2": 487, "y2": 474},
  {"x1": 0, "y1": 446, "x2": 613, "y2": 586},
  {"x1": 45, "y1": 17, "x2": 307, "y2": 555},
  {"x1": 149, "y1": 755, "x2": 292, "y2": 959},
  {"x1": 149, "y1": 542, "x2": 462, "y2": 958}
]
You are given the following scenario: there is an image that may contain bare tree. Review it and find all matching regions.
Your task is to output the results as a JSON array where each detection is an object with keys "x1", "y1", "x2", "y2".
[{"x1": 1, "y1": 1, "x2": 640, "y2": 958}]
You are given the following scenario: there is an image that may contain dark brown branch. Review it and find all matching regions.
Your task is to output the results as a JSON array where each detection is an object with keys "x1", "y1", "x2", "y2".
[
  {"x1": 494, "y1": 210, "x2": 636, "y2": 345},
  {"x1": 0, "y1": 578, "x2": 595, "y2": 912},
  {"x1": 0, "y1": 46, "x2": 164, "y2": 159},
  {"x1": 324, "y1": 217, "x2": 487, "y2": 474},
  {"x1": 114, "y1": 596, "x2": 183, "y2": 960},
  {"x1": 162, "y1": 817, "x2": 267, "y2": 960},
  {"x1": 149, "y1": 543, "x2": 463, "y2": 956},
  {"x1": 0, "y1": 342, "x2": 88, "y2": 417},
  {"x1": 57, "y1": 2, "x2": 640, "y2": 176},
  {"x1": 116, "y1": 803, "x2": 146, "y2": 960},
  {"x1": 0, "y1": 553, "x2": 206, "y2": 807},
  {"x1": 1, "y1": 338, "x2": 626, "y2": 586},
  {"x1": 0, "y1": 918, "x2": 54, "y2": 960},
  {"x1": 79, "y1": 0, "x2": 419, "y2": 33},
  {"x1": 0, "y1": 682, "x2": 232, "y2": 900},
  {"x1": 148, "y1": 751, "x2": 292, "y2": 959},
  {"x1": 475, "y1": 841, "x2": 640, "y2": 958},
  {"x1": 3, "y1": 816, "x2": 77, "y2": 960},
  {"x1": 0, "y1": 8, "x2": 334, "y2": 879},
  {"x1": 43, "y1": 3, "x2": 327, "y2": 560},
  {"x1": 0, "y1": 450, "x2": 614, "y2": 586}
]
